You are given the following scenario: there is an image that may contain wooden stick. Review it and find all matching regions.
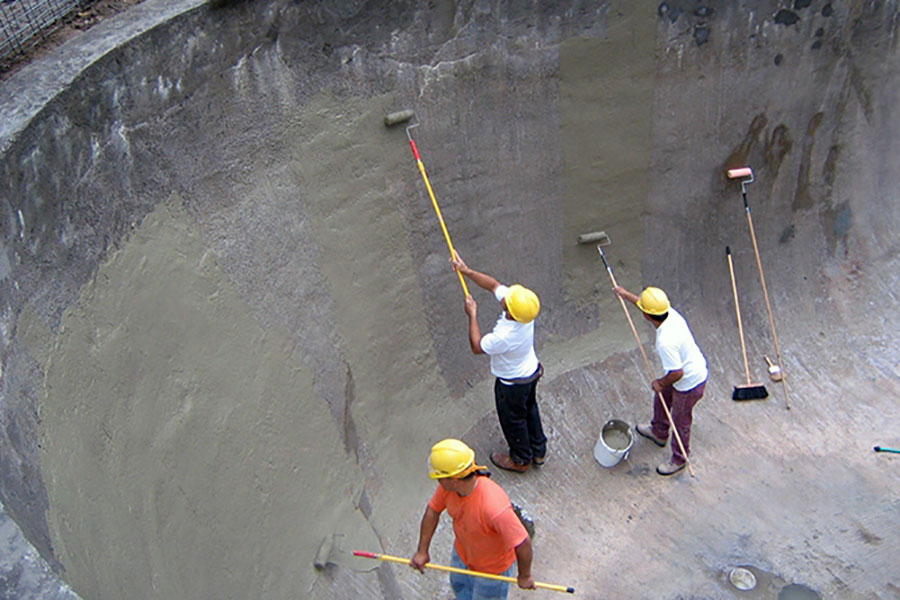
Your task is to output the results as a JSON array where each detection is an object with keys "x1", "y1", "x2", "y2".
[
  {"x1": 597, "y1": 247, "x2": 695, "y2": 477},
  {"x1": 742, "y1": 192, "x2": 790, "y2": 409},
  {"x1": 726, "y1": 247, "x2": 753, "y2": 384}
]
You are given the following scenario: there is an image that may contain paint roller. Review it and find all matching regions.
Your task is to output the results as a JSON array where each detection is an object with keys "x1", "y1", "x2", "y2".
[
  {"x1": 383, "y1": 109, "x2": 416, "y2": 127},
  {"x1": 576, "y1": 230, "x2": 611, "y2": 245},
  {"x1": 312, "y1": 532, "x2": 381, "y2": 572},
  {"x1": 313, "y1": 535, "x2": 335, "y2": 569},
  {"x1": 384, "y1": 109, "x2": 470, "y2": 296}
]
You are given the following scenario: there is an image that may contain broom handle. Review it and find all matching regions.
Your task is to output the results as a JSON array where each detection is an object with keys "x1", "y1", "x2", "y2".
[
  {"x1": 409, "y1": 140, "x2": 470, "y2": 297},
  {"x1": 726, "y1": 247, "x2": 753, "y2": 384},
  {"x1": 353, "y1": 551, "x2": 575, "y2": 594},
  {"x1": 743, "y1": 193, "x2": 790, "y2": 409},
  {"x1": 598, "y1": 248, "x2": 695, "y2": 477}
]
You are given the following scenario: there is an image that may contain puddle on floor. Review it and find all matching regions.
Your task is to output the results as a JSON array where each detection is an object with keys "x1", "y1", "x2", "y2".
[{"x1": 779, "y1": 583, "x2": 822, "y2": 600}]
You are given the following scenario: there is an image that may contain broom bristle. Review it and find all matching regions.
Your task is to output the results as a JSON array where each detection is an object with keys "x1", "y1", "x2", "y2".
[{"x1": 732, "y1": 384, "x2": 769, "y2": 401}]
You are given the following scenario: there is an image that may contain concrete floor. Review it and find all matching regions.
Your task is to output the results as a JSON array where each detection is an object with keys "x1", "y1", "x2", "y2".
[{"x1": 1, "y1": 1, "x2": 898, "y2": 599}]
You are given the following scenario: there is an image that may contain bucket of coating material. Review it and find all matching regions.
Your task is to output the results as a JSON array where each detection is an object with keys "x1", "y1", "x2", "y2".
[{"x1": 593, "y1": 419, "x2": 634, "y2": 467}]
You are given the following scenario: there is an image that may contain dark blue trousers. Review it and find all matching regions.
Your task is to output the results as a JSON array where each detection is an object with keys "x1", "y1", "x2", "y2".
[{"x1": 494, "y1": 375, "x2": 547, "y2": 465}]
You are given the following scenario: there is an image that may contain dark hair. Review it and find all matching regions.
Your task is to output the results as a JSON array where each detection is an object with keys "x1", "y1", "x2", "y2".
[
  {"x1": 647, "y1": 312, "x2": 668, "y2": 323},
  {"x1": 461, "y1": 469, "x2": 490, "y2": 480}
]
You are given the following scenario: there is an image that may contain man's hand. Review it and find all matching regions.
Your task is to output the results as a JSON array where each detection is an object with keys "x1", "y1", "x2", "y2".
[
  {"x1": 651, "y1": 378, "x2": 665, "y2": 394},
  {"x1": 614, "y1": 285, "x2": 639, "y2": 306},
  {"x1": 450, "y1": 251, "x2": 469, "y2": 275},
  {"x1": 409, "y1": 551, "x2": 429, "y2": 574},
  {"x1": 517, "y1": 573, "x2": 536, "y2": 590},
  {"x1": 464, "y1": 295, "x2": 478, "y2": 317}
]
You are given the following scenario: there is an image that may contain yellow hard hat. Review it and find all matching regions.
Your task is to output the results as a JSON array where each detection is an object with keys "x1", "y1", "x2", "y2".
[
  {"x1": 505, "y1": 285, "x2": 540, "y2": 323},
  {"x1": 428, "y1": 439, "x2": 486, "y2": 479},
  {"x1": 636, "y1": 287, "x2": 670, "y2": 316}
]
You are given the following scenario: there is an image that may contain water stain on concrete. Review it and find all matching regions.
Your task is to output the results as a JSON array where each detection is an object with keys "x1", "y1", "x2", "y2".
[
  {"x1": 824, "y1": 200, "x2": 852, "y2": 255},
  {"x1": 764, "y1": 123, "x2": 793, "y2": 179},
  {"x1": 793, "y1": 112, "x2": 825, "y2": 212},
  {"x1": 779, "y1": 583, "x2": 822, "y2": 600},
  {"x1": 724, "y1": 113, "x2": 768, "y2": 173}
]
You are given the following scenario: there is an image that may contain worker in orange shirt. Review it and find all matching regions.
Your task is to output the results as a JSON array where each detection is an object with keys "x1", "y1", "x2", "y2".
[{"x1": 410, "y1": 439, "x2": 536, "y2": 599}]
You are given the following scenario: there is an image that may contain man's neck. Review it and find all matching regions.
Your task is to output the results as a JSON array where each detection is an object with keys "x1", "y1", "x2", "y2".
[{"x1": 457, "y1": 476, "x2": 479, "y2": 497}]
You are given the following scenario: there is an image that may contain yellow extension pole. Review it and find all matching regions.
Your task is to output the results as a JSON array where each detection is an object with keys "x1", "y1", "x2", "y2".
[
  {"x1": 353, "y1": 551, "x2": 575, "y2": 594},
  {"x1": 407, "y1": 137, "x2": 470, "y2": 297}
]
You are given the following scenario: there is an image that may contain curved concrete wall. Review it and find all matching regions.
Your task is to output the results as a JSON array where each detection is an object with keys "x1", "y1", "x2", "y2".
[{"x1": 1, "y1": 1, "x2": 898, "y2": 598}]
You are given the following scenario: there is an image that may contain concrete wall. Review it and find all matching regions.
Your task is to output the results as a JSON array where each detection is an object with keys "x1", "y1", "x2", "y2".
[{"x1": 1, "y1": 1, "x2": 898, "y2": 598}]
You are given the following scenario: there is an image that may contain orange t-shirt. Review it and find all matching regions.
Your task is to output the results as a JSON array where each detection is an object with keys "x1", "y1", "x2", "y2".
[{"x1": 428, "y1": 476, "x2": 528, "y2": 573}]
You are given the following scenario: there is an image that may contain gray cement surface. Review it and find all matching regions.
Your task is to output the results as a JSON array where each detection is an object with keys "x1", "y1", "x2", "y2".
[{"x1": 1, "y1": 1, "x2": 899, "y2": 599}]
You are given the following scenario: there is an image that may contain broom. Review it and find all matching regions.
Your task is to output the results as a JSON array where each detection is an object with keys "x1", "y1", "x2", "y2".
[{"x1": 726, "y1": 246, "x2": 768, "y2": 400}]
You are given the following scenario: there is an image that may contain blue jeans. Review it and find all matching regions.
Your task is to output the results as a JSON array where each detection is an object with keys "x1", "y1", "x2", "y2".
[{"x1": 449, "y1": 548, "x2": 513, "y2": 600}]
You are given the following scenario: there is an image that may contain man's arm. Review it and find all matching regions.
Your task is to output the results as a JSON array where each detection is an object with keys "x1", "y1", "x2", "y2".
[
  {"x1": 652, "y1": 369, "x2": 684, "y2": 393},
  {"x1": 410, "y1": 506, "x2": 440, "y2": 573},
  {"x1": 613, "y1": 285, "x2": 640, "y2": 306},
  {"x1": 514, "y1": 537, "x2": 536, "y2": 590},
  {"x1": 464, "y1": 296, "x2": 485, "y2": 355},
  {"x1": 451, "y1": 253, "x2": 501, "y2": 293}
]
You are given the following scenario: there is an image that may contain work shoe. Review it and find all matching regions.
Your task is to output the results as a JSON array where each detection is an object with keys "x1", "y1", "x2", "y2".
[
  {"x1": 532, "y1": 453, "x2": 547, "y2": 467},
  {"x1": 636, "y1": 424, "x2": 667, "y2": 447},
  {"x1": 490, "y1": 452, "x2": 530, "y2": 473},
  {"x1": 656, "y1": 460, "x2": 686, "y2": 476}
]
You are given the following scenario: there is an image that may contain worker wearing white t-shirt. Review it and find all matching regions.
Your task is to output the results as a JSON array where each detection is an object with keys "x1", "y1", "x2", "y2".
[
  {"x1": 451, "y1": 253, "x2": 547, "y2": 473},
  {"x1": 614, "y1": 285, "x2": 708, "y2": 476}
]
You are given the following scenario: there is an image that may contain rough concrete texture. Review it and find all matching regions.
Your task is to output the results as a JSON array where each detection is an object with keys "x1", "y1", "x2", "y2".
[
  {"x1": 1, "y1": 1, "x2": 898, "y2": 598},
  {"x1": 0, "y1": 500, "x2": 79, "y2": 600}
]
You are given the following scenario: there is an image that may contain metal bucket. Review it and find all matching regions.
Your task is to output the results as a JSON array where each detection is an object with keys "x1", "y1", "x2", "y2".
[{"x1": 593, "y1": 419, "x2": 634, "y2": 467}]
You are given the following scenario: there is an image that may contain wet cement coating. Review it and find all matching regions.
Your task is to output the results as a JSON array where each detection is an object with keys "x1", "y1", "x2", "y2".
[{"x1": 1, "y1": 1, "x2": 899, "y2": 598}]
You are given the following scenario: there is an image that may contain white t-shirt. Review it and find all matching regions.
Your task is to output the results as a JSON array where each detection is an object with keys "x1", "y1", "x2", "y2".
[
  {"x1": 479, "y1": 285, "x2": 539, "y2": 382},
  {"x1": 655, "y1": 307, "x2": 708, "y2": 391}
]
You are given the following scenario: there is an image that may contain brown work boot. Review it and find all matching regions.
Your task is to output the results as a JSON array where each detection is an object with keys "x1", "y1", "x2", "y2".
[
  {"x1": 636, "y1": 424, "x2": 667, "y2": 447},
  {"x1": 532, "y1": 452, "x2": 547, "y2": 466},
  {"x1": 656, "y1": 460, "x2": 686, "y2": 476},
  {"x1": 490, "y1": 452, "x2": 530, "y2": 473}
]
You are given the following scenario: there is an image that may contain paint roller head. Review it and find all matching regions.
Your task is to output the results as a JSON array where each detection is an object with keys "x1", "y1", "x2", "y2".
[
  {"x1": 727, "y1": 167, "x2": 753, "y2": 179},
  {"x1": 577, "y1": 231, "x2": 610, "y2": 245},
  {"x1": 313, "y1": 535, "x2": 334, "y2": 569},
  {"x1": 384, "y1": 109, "x2": 416, "y2": 127}
]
